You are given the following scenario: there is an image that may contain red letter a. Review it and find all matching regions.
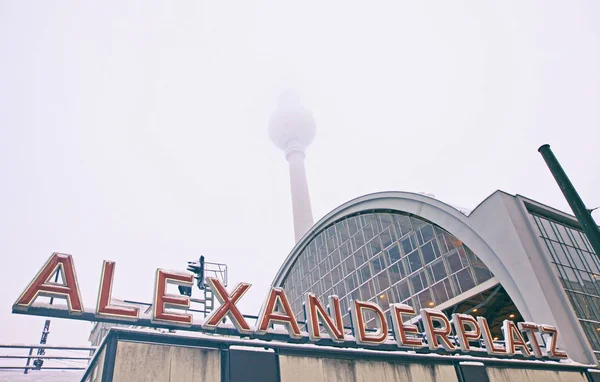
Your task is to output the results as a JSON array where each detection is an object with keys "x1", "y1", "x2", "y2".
[{"x1": 14, "y1": 253, "x2": 83, "y2": 313}]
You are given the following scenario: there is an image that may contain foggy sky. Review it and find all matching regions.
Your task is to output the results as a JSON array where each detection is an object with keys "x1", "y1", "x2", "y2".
[{"x1": 1, "y1": 1, "x2": 599, "y2": 348}]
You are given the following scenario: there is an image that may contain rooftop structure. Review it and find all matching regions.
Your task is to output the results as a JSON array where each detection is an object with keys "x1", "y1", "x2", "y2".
[{"x1": 271, "y1": 190, "x2": 600, "y2": 365}]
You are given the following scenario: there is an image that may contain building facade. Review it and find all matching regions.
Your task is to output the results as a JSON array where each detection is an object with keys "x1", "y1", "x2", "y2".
[{"x1": 272, "y1": 191, "x2": 600, "y2": 365}]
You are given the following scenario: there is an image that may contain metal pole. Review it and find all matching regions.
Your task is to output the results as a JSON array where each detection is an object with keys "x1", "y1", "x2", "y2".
[{"x1": 538, "y1": 144, "x2": 600, "y2": 257}]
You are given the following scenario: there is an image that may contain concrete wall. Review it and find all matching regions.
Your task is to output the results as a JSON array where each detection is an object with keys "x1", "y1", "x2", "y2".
[
  {"x1": 81, "y1": 331, "x2": 599, "y2": 382},
  {"x1": 487, "y1": 367, "x2": 588, "y2": 382},
  {"x1": 279, "y1": 354, "x2": 458, "y2": 382},
  {"x1": 111, "y1": 341, "x2": 220, "y2": 382}
]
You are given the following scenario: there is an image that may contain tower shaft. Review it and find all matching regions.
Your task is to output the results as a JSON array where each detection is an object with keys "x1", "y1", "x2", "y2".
[{"x1": 286, "y1": 149, "x2": 314, "y2": 242}]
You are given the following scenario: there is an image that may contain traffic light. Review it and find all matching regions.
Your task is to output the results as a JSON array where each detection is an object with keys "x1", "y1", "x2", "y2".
[
  {"x1": 187, "y1": 255, "x2": 205, "y2": 290},
  {"x1": 177, "y1": 285, "x2": 192, "y2": 296}
]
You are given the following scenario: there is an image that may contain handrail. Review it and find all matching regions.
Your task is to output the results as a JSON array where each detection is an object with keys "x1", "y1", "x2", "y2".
[
  {"x1": 0, "y1": 344, "x2": 96, "y2": 351},
  {"x1": 0, "y1": 344, "x2": 96, "y2": 374}
]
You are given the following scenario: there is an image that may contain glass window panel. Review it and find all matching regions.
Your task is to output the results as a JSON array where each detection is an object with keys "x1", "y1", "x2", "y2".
[
  {"x1": 407, "y1": 250, "x2": 423, "y2": 273},
  {"x1": 317, "y1": 246, "x2": 327, "y2": 263},
  {"x1": 375, "y1": 271, "x2": 391, "y2": 292},
  {"x1": 379, "y1": 214, "x2": 392, "y2": 229},
  {"x1": 353, "y1": 230, "x2": 366, "y2": 249},
  {"x1": 377, "y1": 289, "x2": 391, "y2": 307},
  {"x1": 582, "y1": 251, "x2": 600, "y2": 274},
  {"x1": 437, "y1": 233, "x2": 449, "y2": 254},
  {"x1": 443, "y1": 232, "x2": 461, "y2": 250},
  {"x1": 380, "y1": 228, "x2": 394, "y2": 249},
  {"x1": 387, "y1": 244, "x2": 402, "y2": 264},
  {"x1": 421, "y1": 241, "x2": 438, "y2": 264},
  {"x1": 446, "y1": 250, "x2": 462, "y2": 274},
  {"x1": 421, "y1": 224, "x2": 435, "y2": 244},
  {"x1": 410, "y1": 271, "x2": 426, "y2": 293},
  {"x1": 331, "y1": 250, "x2": 342, "y2": 268},
  {"x1": 388, "y1": 259, "x2": 407, "y2": 281},
  {"x1": 393, "y1": 280, "x2": 411, "y2": 302},
  {"x1": 331, "y1": 265, "x2": 342, "y2": 285},
  {"x1": 555, "y1": 224, "x2": 573, "y2": 246},
  {"x1": 417, "y1": 289, "x2": 434, "y2": 308},
  {"x1": 315, "y1": 235, "x2": 324, "y2": 249},
  {"x1": 363, "y1": 222, "x2": 375, "y2": 242},
  {"x1": 358, "y1": 264, "x2": 371, "y2": 284},
  {"x1": 327, "y1": 235, "x2": 338, "y2": 254},
  {"x1": 368, "y1": 237, "x2": 383, "y2": 257},
  {"x1": 411, "y1": 217, "x2": 426, "y2": 230},
  {"x1": 455, "y1": 268, "x2": 476, "y2": 293},
  {"x1": 393, "y1": 215, "x2": 412, "y2": 236},
  {"x1": 335, "y1": 280, "x2": 347, "y2": 298},
  {"x1": 343, "y1": 256, "x2": 356, "y2": 276},
  {"x1": 473, "y1": 266, "x2": 493, "y2": 284},
  {"x1": 359, "y1": 281, "x2": 373, "y2": 301},
  {"x1": 353, "y1": 247, "x2": 368, "y2": 267},
  {"x1": 348, "y1": 217, "x2": 359, "y2": 235},
  {"x1": 401, "y1": 235, "x2": 415, "y2": 255},
  {"x1": 457, "y1": 247, "x2": 470, "y2": 267},
  {"x1": 371, "y1": 252, "x2": 386, "y2": 274},
  {"x1": 429, "y1": 258, "x2": 447, "y2": 283},
  {"x1": 431, "y1": 282, "x2": 449, "y2": 304},
  {"x1": 443, "y1": 278, "x2": 457, "y2": 299},
  {"x1": 312, "y1": 265, "x2": 321, "y2": 281},
  {"x1": 321, "y1": 273, "x2": 333, "y2": 294},
  {"x1": 371, "y1": 218, "x2": 382, "y2": 236},
  {"x1": 301, "y1": 276, "x2": 309, "y2": 293},
  {"x1": 340, "y1": 242, "x2": 351, "y2": 261},
  {"x1": 345, "y1": 273, "x2": 358, "y2": 292},
  {"x1": 337, "y1": 221, "x2": 350, "y2": 244}
]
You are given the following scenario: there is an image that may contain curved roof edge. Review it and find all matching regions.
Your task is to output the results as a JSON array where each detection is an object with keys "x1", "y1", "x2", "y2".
[
  {"x1": 276, "y1": 192, "x2": 480, "y2": 280},
  {"x1": 271, "y1": 190, "x2": 533, "y2": 321}
]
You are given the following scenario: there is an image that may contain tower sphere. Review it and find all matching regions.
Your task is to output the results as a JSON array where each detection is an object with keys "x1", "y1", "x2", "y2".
[{"x1": 268, "y1": 91, "x2": 317, "y2": 152}]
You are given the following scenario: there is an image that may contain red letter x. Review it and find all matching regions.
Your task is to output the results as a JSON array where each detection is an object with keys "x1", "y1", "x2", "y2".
[{"x1": 203, "y1": 278, "x2": 251, "y2": 333}]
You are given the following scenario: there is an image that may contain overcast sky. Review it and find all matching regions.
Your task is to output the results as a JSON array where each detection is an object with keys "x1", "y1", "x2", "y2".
[{"x1": 1, "y1": 1, "x2": 599, "y2": 348}]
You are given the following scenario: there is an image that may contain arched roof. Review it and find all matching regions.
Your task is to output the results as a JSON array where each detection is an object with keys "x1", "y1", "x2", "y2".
[{"x1": 272, "y1": 191, "x2": 533, "y2": 321}]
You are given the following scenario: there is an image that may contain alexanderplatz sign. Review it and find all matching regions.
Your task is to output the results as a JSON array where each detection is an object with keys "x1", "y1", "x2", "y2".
[{"x1": 13, "y1": 253, "x2": 568, "y2": 361}]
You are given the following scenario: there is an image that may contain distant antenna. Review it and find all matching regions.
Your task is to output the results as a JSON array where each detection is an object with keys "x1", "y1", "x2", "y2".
[{"x1": 269, "y1": 90, "x2": 317, "y2": 242}]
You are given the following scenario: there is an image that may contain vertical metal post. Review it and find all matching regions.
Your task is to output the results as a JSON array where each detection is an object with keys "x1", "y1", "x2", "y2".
[
  {"x1": 23, "y1": 347, "x2": 33, "y2": 374},
  {"x1": 538, "y1": 144, "x2": 600, "y2": 257}
]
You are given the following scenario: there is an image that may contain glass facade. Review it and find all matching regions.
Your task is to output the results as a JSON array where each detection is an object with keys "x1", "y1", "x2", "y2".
[
  {"x1": 281, "y1": 211, "x2": 494, "y2": 329},
  {"x1": 530, "y1": 213, "x2": 600, "y2": 360}
]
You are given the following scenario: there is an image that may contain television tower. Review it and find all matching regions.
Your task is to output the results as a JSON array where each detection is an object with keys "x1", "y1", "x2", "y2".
[{"x1": 269, "y1": 91, "x2": 316, "y2": 242}]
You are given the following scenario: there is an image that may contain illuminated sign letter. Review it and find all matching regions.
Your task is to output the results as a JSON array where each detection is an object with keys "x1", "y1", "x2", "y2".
[
  {"x1": 518, "y1": 322, "x2": 544, "y2": 358},
  {"x1": 477, "y1": 316, "x2": 506, "y2": 355},
  {"x1": 153, "y1": 269, "x2": 194, "y2": 326},
  {"x1": 390, "y1": 304, "x2": 424, "y2": 348},
  {"x1": 421, "y1": 309, "x2": 456, "y2": 351},
  {"x1": 351, "y1": 300, "x2": 388, "y2": 345},
  {"x1": 202, "y1": 278, "x2": 252, "y2": 333},
  {"x1": 14, "y1": 253, "x2": 83, "y2": 314},
  {"x1": 256, "y1": 287, "x2": 301, "y2": 338},
  {"x1": 304, "y1": 293, "x2": 345, "y2": 342},
  {"x1": 503, "y1": 320, "x2": 532, "y2": 357},
  {"x1": 96, "y1": 261, "x2": 139, "y2": 319},
  {"x1": 451, "y1": 313, "x2": 481, "y2": 352},
  {"x1": 540, "y1": 324, "x2": 568, "y2": 359}
]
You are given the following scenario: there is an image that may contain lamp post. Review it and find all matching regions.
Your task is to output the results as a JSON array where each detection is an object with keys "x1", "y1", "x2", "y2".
[{"x1": 538, "y1": 144, "x2": 600, "y2": 257}]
